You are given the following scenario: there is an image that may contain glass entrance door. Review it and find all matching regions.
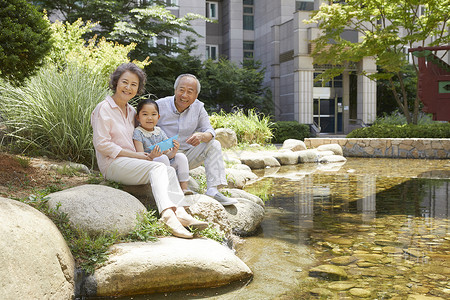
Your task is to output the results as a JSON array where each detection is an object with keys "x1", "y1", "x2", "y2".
[{"x1": 313, "y1": 97, "x2": 343, "y2": 133}]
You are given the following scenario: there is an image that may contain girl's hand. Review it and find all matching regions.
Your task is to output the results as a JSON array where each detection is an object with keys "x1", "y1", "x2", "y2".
[
  {"x1": 173, "y1": 140, "x2": 180, "y2": 151},
  {"x1": 149, "y1": 145, "x2": 162, "y2": 159},
  {"x1": 166, "y1": 140, "x2": 179, "y2": 159}
]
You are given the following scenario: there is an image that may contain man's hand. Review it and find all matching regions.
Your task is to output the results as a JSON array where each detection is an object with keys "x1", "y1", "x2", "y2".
[{"x1": 186, "y1": 132, "x2": 212, "y2": 146}]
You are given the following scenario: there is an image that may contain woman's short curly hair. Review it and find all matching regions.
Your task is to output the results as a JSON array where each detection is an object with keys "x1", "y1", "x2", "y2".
[{"x1": 109, "y1": 63, "x2": 147, "y2": 95}]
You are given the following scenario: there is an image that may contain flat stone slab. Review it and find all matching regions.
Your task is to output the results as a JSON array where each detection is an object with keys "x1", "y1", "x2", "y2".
[{"x1": 85, "y1": 238, "x2": 252, "y2": 297}]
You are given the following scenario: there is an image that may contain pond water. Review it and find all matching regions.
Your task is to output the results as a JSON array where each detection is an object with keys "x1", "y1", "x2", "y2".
[{"x1": 98, "y1": 158, "x2": 450, "y2": 300}]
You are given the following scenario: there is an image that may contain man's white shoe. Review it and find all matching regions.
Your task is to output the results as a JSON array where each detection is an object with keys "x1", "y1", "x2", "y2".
[{"x1": 211, "y1": 192, "x2": 239, "y2": 206}]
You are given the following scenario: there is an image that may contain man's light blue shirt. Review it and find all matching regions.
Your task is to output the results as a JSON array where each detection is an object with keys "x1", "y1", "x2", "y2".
[{"x1": 156, "y1": 96, "x2": 216, "y2": 150}]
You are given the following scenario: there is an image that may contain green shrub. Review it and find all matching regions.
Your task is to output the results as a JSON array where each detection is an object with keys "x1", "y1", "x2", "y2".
[
  {"x1": 0, "y1": 0, "x2": 53, "y2": 84},
  {"x1": 373, "y1": 111, "x2": 434, "y2": 126},
  {"x1": 270, "y1": 121, "x2": 310, "y2": 144},
  {"x1": 0, "y1": 64, "x2": 109, "y2": 166},
  {"x1": 209, "y1": 108, "x2": 273, "y2": 144},
  {"x1": 347, "y1": 123, "x2": 450, "y2": 138}
]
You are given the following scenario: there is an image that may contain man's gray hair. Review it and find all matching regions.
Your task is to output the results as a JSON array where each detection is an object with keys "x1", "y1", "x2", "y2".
[{"x1": 174, "y1": 74, "x2": 201, "y2": 94}]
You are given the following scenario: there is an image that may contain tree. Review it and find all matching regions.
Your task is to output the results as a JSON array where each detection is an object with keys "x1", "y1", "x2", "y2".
[
  {"x1": 47, "y1": 17, "x2": 150, "y2": 86},
  {"x1": 145, "y1": 36, "x2": 203, "y2": 98},
  {"x1": 31, "y1": 0, "x2": 209, "y2": 60},
  {"x1": 0, "y1": 0, "x2": 53, "y2": 84},
  {"x1": 305, "y1": 0, "x2": 450, "y2": 124},
  {"x1": 377, "y1": 64, "x2": 418, "y2": 116},
  {"x1": 199, "y1": 58, "x2": 273, "y2": 115}
]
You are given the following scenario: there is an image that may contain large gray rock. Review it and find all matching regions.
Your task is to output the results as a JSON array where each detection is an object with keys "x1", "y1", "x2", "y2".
[
  {"x1": 221, "y1": 188, "x2": 265, "y2": 207},
  {"x1": 240, "y1": 155, "x2": 281, "y2": 169},
  {"x1": 317, "y1": 143, "x2": 344, "y2": 156},
  {"x1": 225, "y1": 168, "x2": 258, "y2": 188},
  {"x1": 225, "y1": 198, "x2": 265, "y2": 236},
  {"x1": 188, "y1": 195, "x2": 265, "y2": 237},
  {"x1": 319, "y1": 155, "x2": 347, "y2": 164},
  {"x1": 84, "y1": 239, "x2": 253, "y2": 297},
  {"x1": 298, "y1": 149, "x2": 320, "y2": 163},
  {"x1": 187, "y1": 195, "x2": 233, "y2": 236},
  {"x1": 281, "y1": 139, "x2": 307, "y2": 151},
  {"x1": 47, "y1": 184, "x2": 146, "y2": 236},
  {"x1": 215, "y1": 128, "x2": 238, "y2": 149},
  {"x1": 273, "y1": 150, "x2": 300, "y2": 165},
  {"x1": 0, "y1": 197, "x2": 75, "y2": 299},
  {"x1": 189, "y1": 166, "x2": 206, "y2": 178}
]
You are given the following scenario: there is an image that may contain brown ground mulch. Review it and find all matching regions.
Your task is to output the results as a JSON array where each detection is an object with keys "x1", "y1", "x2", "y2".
[{"x1": 0, "y1": 152, "x2": 90, "y2": 200}]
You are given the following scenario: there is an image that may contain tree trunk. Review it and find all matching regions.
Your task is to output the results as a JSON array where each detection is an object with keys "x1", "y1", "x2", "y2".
[{"x1": 389, "y1": 77, "x2": 412, "y2": 124}]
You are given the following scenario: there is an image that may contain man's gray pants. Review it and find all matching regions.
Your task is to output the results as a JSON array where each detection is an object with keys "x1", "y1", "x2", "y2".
[{"x1": 179, "y1": 139, "x2": 227, "y2": 189}]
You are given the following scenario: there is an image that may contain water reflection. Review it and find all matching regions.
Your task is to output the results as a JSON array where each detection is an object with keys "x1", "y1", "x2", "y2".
[{"x1": 241, "y1": 158, "x2": 450, "y2": 299}]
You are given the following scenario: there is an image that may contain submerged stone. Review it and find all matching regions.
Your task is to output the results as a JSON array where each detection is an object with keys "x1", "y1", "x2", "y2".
[
  {"x1": 330, "y1": 256, "x2": 358, "y2": 266},
  {"x1": 310, "y1": 287, "x2": 333, "y2": 297},
  {"x1": 349, "y1": 288, "x2": 372, "y2": 297},
  {"x1": 404, "y1": 248, "x2": 426, "y2": 258},
  {"x1": 308, "y1": 264, "x2": 348, "y2": 280},
  {"x1": 327, "y1": 281, "x2": 356, "y2": 291}
]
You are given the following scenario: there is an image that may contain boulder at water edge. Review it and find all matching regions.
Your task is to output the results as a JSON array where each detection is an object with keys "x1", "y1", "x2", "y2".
[
  {"x1": 240, "y1": 155, "x2": 281, "y2": 169},
  {"x1": 215, "y1": 128, "x2": 238, "y2": 149},
  {"x1": 281, "y1": 139, "x2": 307, "y2": 151},
  {"x1": 0, "y1": 197, "x2": 75, "y2": 299},
  {"x1": 47, "y1": 184, "x2": 147, "y2": 236},
  {"x1": 298, "y1": 149, "x2": 320, "y2": 163},
  {"x1": 225, "y1": 198, "x2": 265, "y2": 236},
  {"x1": 225, "y1": 167, "x2": 258, "y2": 188},
  {"x1": 273, "y1": 150, "x2": 300, "y2": 165},
  {"x1": 221, "y1": 188, "x2": 265, "y2": 207},
  {"x1": 187, "y1": 195, "x2": 265, "y2": 237},
  {"x1": 317, "y1": 143, "x2": 344, "y2": 156},
  {"x1": 83, "y1": 238, "x2": 253, "y2": 297}
]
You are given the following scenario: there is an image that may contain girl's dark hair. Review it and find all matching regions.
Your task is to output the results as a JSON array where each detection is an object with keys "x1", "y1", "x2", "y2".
[
  {"x1": 136, "y1": 98, "x2": 159, "y2": 115},
  {"x1": 109, "y1": 63, "x2": 147, "y2": 95}
]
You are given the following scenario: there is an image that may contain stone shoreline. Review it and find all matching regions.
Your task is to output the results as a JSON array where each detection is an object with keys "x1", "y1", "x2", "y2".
[{"x1": 305, "y1": 138, "x2": 450, "y2": 159}]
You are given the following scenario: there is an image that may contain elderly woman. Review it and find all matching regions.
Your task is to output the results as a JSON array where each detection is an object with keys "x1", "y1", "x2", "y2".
[{"x1": 91, "y1": 63, "x2": 207, "y2": 239}]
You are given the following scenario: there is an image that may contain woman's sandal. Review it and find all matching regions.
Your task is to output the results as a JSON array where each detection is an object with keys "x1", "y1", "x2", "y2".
[
  {"x1": 177, "y1": 215, "x2": 209, "y2": 231},
  {"x1": 160, "y1": 211, "x2": 193, "y2": 239}
]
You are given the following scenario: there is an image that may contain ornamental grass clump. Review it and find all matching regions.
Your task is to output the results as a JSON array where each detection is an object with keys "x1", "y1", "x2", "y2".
[
  {"x1": 209, "y1": 108, "x2": 273, "y2": 145},
  {"x1": 0, "y1": 64, "x2": 109, "y2": 167}
]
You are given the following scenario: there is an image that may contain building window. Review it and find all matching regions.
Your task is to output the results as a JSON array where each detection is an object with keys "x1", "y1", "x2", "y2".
[
  {"x1": 295, "y1": 0, "x2": 314, "y2": 11},
  {"x1": 167, "y1": 0, "x2": 179, "y2": 8},
  {"x1": 206, "y1": 45, "x2": 218, "y2": 60},
  {"x1": 243, "y1": 0, "x2": 254, "y2": 30},
  {"x1": 243, "y1": 41, "x2": 254, "y2": 59},
  {"x1": 136, "y1": 0, "x2": 147, "y2": 6},
  {"x1": 166, "y1": 37, "x2": 179, "y2": 56},
  {"x1": 314, "y1": 72, "x2": 343, "y2": 88},
  {"x1": 148, "y1": 36, "x2": 157, "y2": 48},
  {"x1": 206, "y1": 2, "x2": 218, "y2": 19}
]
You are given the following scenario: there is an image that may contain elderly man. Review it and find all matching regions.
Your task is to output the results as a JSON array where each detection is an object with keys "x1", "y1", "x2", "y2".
[{"x1": 156, "y1": 74, "x2": 238, "y2": 206}]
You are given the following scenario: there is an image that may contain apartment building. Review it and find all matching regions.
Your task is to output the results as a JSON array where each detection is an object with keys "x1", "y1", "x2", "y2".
[{"x1": 168, "y1": 0, "x2": 448, "y2": 134}]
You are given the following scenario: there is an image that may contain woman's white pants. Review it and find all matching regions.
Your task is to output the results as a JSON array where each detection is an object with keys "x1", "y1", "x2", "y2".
[{"x1": 105, "y1": 157, "x2": 189, "y2": 213}]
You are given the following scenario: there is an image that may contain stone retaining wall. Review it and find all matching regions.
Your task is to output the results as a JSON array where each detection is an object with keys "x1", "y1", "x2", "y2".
[{"x1": 304, "y1": 138, "x2": 450, "y2": 159}]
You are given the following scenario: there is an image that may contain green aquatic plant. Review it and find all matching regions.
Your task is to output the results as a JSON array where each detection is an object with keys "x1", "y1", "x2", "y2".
[{"x1": 210, "y1": 108, "x2": 273, "y2": 145}]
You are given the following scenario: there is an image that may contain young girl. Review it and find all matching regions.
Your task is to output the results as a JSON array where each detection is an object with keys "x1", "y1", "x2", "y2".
[{"x1": 133, "y1": 98, "x2": 194, "y2": 196}]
